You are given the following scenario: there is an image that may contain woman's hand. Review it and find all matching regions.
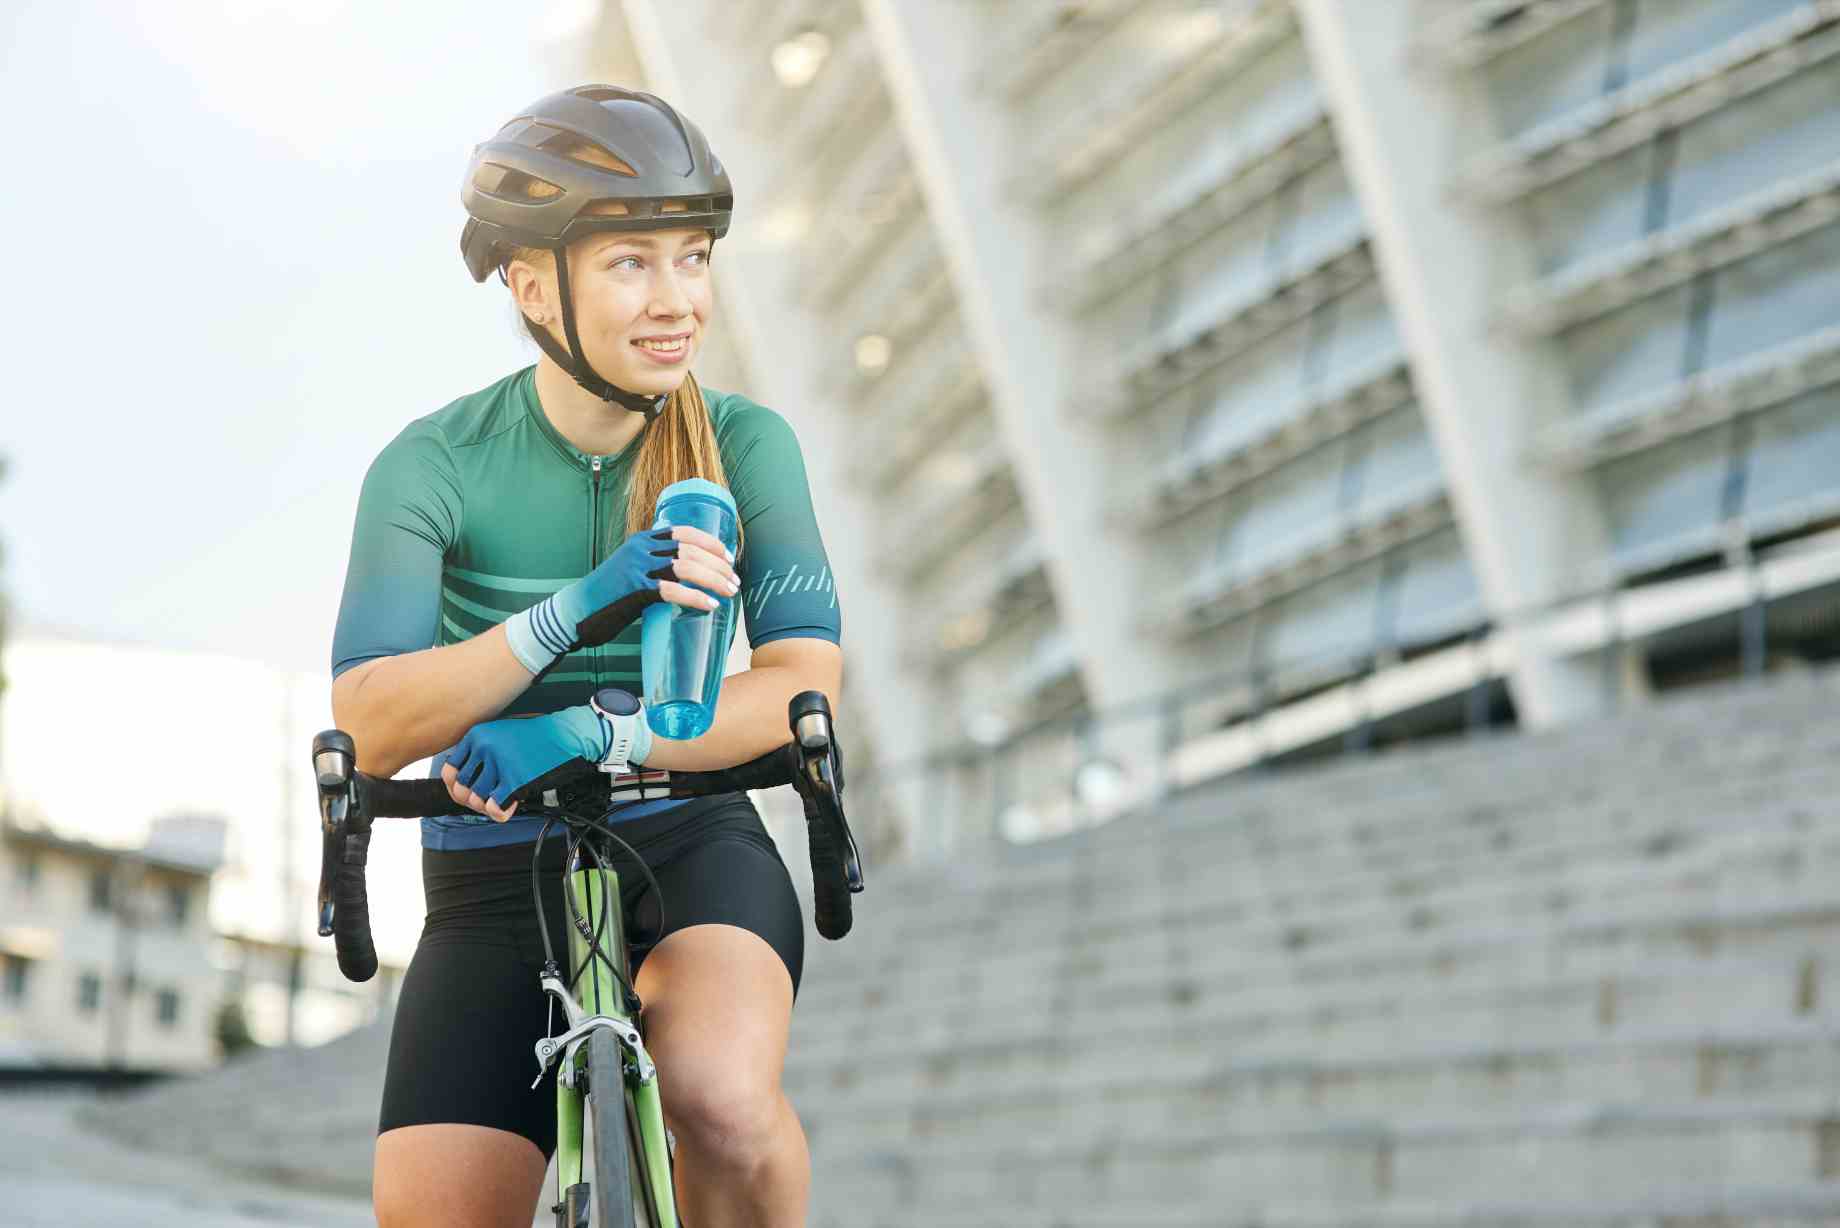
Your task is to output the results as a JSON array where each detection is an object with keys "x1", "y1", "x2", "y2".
[
  {"x1": 649, "y1": 524, "x2": 739, "y2": 617},
  {"x1": 440, "y1": 707, "x2": 604, "y2": 821},
  {"x1": 504, "y1": 524, "x2": 741, "y2": 675}
]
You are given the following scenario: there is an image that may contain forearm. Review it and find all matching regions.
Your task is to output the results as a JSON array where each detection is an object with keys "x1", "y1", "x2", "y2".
[
  {"x1": 640, "y1": 661, "x2": 842, "y2": 773},
  {"x1": 331, "y1": 624, "x2": 533, "y2": 776}
]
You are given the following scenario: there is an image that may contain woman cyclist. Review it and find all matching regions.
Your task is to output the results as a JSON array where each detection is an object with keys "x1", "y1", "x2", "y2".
[{"x1": 329, "y1": 85, "x2": 840, "y2": 1227}]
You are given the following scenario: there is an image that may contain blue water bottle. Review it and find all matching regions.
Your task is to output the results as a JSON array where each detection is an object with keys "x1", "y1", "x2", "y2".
[{"x1": 641, "y1": 478, "x2": 740, "y2": 740}]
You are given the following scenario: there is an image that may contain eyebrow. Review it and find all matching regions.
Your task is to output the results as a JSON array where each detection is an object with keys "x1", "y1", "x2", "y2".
[{"x1": 593, "y1": 231, "x2": 709, "y2": 255}]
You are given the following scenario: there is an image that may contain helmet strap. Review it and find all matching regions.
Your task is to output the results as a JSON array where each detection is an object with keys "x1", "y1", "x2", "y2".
[{"x1": 530, "y1": 242, "x2": 669, "y2": 423}]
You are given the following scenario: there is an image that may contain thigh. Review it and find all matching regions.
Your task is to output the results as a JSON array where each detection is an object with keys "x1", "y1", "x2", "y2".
[
  {"x1": 626, "y1": 806, "x2": 806, "y2": 1000},
  {"x1": 379, "y1": 934, "x2": 558, "y2": 1156}
]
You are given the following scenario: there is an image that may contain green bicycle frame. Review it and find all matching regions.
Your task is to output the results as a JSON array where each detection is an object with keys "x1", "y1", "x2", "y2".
[{"x1": 557, "y1": 856, "x2": 679, "y2": 1226}]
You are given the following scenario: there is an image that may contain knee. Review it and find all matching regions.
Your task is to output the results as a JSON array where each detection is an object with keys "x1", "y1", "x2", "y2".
[{"x1": 666, "y1": 1069, "x2": 785, "y2": 1174}]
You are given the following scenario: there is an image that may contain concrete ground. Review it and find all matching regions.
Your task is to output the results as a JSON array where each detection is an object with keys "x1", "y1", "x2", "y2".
[{"x1": 0, "y1": 1089, "x2": 377, "y2": 1228}]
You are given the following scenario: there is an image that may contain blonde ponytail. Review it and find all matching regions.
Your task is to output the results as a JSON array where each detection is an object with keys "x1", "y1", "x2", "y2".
[{"x1": 621, "y1": 371, "x2": 744, "y2": 557}]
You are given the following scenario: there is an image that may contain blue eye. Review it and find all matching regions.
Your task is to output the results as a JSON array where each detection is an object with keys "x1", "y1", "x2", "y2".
[
  {"x1": 610, "y1": 255, "x2": 642, "y2": 271},
  {"x1": 683, "y1": 249, "x2": 710, "y2": 267}
]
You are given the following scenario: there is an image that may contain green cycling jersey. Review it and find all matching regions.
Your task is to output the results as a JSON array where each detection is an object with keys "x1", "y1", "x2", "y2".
[{"x1": 330, "y1": 365, "x2": 842, "y2": 849}]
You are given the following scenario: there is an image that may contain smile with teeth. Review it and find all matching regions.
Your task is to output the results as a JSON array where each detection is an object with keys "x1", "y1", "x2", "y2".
[{"x1": 634, "y1": 335, "x2": 689, "y2": 352}]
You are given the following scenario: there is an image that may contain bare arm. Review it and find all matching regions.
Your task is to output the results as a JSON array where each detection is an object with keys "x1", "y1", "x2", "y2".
[
  {"x1": 331, "y1": 624, "x2": 535, "y2": 778},
  {"x1": 636, "y1": 637, "x2": 844, "y2": 773}
]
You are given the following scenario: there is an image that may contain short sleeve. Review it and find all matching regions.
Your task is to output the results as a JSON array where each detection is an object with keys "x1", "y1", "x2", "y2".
[
  {"x1": 720, "y1": 403, "x2": 842, "y2": 650},
  {"x1": 329, "y1": 419, "x2": 464, "y2": 677}
]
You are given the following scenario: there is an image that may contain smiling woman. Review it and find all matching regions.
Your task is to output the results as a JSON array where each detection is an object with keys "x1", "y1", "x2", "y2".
[{"x1": 332, "y1": 84, "x2": 839, "y2": 1228}]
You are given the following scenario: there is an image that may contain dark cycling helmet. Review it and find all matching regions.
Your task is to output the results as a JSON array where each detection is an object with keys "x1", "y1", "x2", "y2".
[{"x1": 460, "y1": 85, "x2": 734, "y2": 419}]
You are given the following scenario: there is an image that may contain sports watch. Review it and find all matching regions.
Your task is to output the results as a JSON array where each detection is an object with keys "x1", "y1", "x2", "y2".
[{"x1": 589, "y1": 686, "x2": 647, "y2": 774}]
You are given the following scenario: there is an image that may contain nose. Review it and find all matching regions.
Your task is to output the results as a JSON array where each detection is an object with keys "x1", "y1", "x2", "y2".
[{"x1": 649, "y1": 264, "x2": 694, "y2": 319}]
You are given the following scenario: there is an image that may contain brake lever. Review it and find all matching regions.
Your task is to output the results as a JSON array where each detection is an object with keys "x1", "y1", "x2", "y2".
[{"x1": 313, "y1": 731, "x2": 357, "y2": 938}]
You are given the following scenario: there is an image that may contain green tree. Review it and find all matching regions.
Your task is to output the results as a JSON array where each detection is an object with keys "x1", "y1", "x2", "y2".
[{"x1": 214, "y1": 994, "x2": 257, "y2": 1059}]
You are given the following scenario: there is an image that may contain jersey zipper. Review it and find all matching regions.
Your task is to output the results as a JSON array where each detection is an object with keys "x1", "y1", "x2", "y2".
[{"x1": 588, "y1": 455, "x2": 603, "y2": 680}]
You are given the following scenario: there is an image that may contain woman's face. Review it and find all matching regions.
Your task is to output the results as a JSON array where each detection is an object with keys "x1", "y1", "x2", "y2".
[{"x1": 529, "y1": 225, "x2": 714, "y2": 396}]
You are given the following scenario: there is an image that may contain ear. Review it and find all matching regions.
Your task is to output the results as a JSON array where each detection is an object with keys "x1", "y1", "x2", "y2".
[{"x1": 505, "y1": 256, "x2": 555, "y2": 327}]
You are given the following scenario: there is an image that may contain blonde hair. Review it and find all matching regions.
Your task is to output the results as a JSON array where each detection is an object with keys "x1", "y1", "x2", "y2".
[{"x1": 504, "y1": 241, "x2": 744, "y2": 559}]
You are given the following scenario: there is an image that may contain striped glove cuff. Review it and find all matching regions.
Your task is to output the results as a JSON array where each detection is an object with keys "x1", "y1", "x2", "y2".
[{"x1": 505, "y1": 594, "x2": 579, "y2": 675}]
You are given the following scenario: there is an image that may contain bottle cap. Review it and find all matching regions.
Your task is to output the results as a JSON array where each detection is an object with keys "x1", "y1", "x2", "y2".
[{"x1": 654, "y1": 477, "x2": 736, "y2": 514}]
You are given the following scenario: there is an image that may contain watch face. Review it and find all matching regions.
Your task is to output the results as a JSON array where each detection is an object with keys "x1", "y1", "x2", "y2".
[{"x1": 593, "y1": 686, "x2": 640, "y2": 718}]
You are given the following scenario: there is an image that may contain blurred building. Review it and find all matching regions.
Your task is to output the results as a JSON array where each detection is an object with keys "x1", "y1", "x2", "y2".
[
  {"x1": 215, "y1": 932, "x2": 403, "y2": 1050},
  {"x1": 0, "y1": 811, "x2": 224, "y2": 1070},
  {"x1": 570, "y1": 0, "x2": 1840, "y2": 856}
]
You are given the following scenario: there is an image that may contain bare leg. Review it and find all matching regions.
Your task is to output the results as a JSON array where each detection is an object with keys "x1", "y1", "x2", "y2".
[
  {"x1": 373, "y1": 1123, "x2": 548, "y2": 1228},
  {"x1": 634, "y1": 923, "x2": 809, "y2": 1226}
]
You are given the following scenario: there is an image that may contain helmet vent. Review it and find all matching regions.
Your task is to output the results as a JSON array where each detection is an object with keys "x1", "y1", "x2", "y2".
[
  {"x1": 582, "y1": 199, "x2": 634, "y2": 217},
  {"x1": 472, "y1": 162, "x2": 564, "y2": 202},
  {"x1": 534, "y1": 127, "x2": 638, "y2": 176}
]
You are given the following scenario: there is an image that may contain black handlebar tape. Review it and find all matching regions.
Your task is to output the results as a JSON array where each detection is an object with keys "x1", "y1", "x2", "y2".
[
  {"x1": 332, "y1": 828, "x2": 378, "y2": 982},
  {"x1": 804, "y1": 790, "x2": 853, "y2": 940},
  {"x1": 667, "y1": 743, "x2": 797, "y2": 797},
  {"x1": 358, "y1": 774, "x2": 457, "y2": 817}
]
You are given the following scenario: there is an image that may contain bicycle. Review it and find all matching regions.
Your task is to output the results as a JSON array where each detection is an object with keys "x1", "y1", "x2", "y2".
[{"x1": 310, "y1": 690, "x2": 863, "y2": 1227}]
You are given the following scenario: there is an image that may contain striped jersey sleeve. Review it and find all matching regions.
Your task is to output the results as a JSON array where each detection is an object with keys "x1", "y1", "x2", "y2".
[{"x1": 721, "y1": 401, "x2": 843, "y2": 650}]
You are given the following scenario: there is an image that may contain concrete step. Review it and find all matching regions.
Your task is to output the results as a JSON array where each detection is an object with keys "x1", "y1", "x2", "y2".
[
  {"x1": 805, "y1": 804, "x2": 1837, "y2": 1004},
  {"x1": 834, "y1": 759, "x2": 1840, "y2": 953},
  {"x1": 1148, "y1": 671, "x2": 1840, "y2": 817},
  {"x1": 796, "y1": 1021, "x2": 1840, "y2": 1150},
  {"x1": 806, "y1": 1094, "x2": 1840, "y2": 1214},
  {"x1": 1144, "y1": 676, "x2": 1837, "y2": 823},
  {"x1": 85, "y1": 1025, "x2": 391, "y2": 1199},
  {"x1": 793, "y1": 876, "x2": 1840, "y2": 1033},
  {"x1": 791, "y1": 948, "x2": 1828, "y2": 1086},
  {"x1": 809, "y1": 1181, "x2": 1840, "y2": 1228}
]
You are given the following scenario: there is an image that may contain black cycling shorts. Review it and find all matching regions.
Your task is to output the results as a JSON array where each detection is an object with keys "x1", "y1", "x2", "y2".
[{"x1": 377, "y1": 792, "x2": 804, "y2": 1155}]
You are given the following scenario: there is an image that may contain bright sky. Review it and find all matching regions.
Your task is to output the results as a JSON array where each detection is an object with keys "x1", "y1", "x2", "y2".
[
  {"x1": 0, "y1": 0, "x2": 606, "y2": 670},
  {"x1": 0, "y1": 0, "x2": 617, "y2": 964}
]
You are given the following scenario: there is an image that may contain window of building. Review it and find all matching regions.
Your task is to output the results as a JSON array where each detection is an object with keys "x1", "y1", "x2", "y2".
[
  {"x1": 1385, "y1": 528, "x2": 1484, "y2": 652},
  {"x1": 1741, "y1": 390, "x2": 1840, "y2": 531},
  {"x1": 88, "y1": 867, "x2": 114, "y2": 914},
  {"x1": 77, "y1": 972, "x2": 102, "y2": 1013},
  {"x1": 167, "y1": 884, "x2": 191, "y2": 927},
  {"x1": 2, "y1": 956, "x2": 29, "y2": 1006},
  {"x1": 12, "y1": 853, "x2": 39, "y2": 893},
  {"x1": 155, "y1": 988, "x2": 181, "y2": 1029},
  {"x1": 1596, "y1": 422, "x2": 1736, "y2": 573}
]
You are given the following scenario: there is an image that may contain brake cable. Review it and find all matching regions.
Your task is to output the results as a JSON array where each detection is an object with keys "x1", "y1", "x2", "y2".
[{"x1": 530, "y1": 806, "x2": 666, "y2": 1017}]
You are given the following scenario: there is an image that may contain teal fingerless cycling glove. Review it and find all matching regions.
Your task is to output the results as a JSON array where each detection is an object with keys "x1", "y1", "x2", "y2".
[
  {"x1": 505, "y1": 528, "x2": 680, "y2": 676},
  {"x1": 446, "y1": 702, "x2": 655, "y2": 809}
]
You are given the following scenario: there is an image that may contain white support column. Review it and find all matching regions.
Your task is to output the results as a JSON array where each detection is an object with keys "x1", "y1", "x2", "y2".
[
  {"x1": 623, "y1": 0, "x2": 940, "y2": 855},
  {"x1": 859, "y1": 0, "x2": 1185, "y2": 711},
  {"x1": 1295, "y1": 0, "x2": 1617, "y2": 729}
]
